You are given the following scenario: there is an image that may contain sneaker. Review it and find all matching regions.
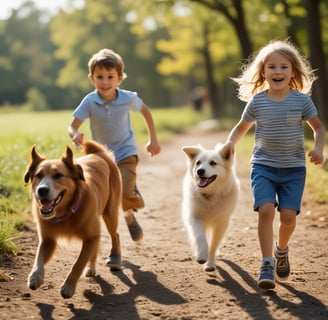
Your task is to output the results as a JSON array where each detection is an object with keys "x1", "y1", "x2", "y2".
[
  {"x1": 258, "y1": 261, "x2": 275, "y2": 290},
  {"x1": 274, "y1": 243, "x2": 290, "y2": 280},
  {"x1": 125, "y1": 213, "x2": 143, "y2": 242}
]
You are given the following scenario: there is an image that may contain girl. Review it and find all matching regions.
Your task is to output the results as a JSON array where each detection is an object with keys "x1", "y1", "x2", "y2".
[{"x1": 223, "y1": 40, "x2": 325, "y2": 289}]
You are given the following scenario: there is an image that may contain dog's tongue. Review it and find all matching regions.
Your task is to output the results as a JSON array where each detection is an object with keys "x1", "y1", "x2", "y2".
[
  {"x1": 40, "y1": 199, "x2": 54, "y2": 214},
  {"x1": 198, "y1": 178, "x2": 209, "y2": 188}
]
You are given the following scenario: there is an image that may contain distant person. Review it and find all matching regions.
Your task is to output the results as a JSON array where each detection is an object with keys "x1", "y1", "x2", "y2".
[
  {"x1": 223, "y1": 40, "x2": 325, "y2": 289},
  {"x1": 68, "y1": 49, "x2": 161, "y2": 259},
  {"x1": 190, "y1": 86, "x2": 204, "y2": 111}
]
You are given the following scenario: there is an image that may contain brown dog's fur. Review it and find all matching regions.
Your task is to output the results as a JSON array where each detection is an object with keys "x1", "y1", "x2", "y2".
[{"x1": 24, "y1": 140, "x2": 122, "y2": 298}]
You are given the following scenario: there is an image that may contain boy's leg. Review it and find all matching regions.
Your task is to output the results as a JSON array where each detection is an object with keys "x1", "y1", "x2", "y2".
[
  {"x1": 118, "y1": 156, "x2": 145, "y2": 210},
  {"x1": 124, "y1": 209, "x2": 143, "y2": 242},
  {"x1": 118, "y1": 156, "x2": 144, "y2": 242}
]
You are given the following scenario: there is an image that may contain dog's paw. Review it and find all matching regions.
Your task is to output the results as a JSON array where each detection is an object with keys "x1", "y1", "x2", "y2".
[
  {"x1": 60, "y1": 283, "x2": 76, "y2": 299},
  {"x1": 85, "y1": 267, "x2": 96, "y2": 277},
  {"x1": 204, "y1": 265, "x2": 216, "y2": 272},
  {"x1": 204, "y1": 261, "x2": 216, "y2": 272},
  {"x1": 28, "y1": 271, "x2": 44, "y2": 290},
  {"x1": 196, "y1": 258, "x2": 207, "y2": 265},
  {"x1": 195, "y1": 250, "x2": 208, "y2": 265}
]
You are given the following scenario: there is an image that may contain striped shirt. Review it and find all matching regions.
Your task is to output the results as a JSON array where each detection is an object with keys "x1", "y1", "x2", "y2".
[{"x1": 242, "y1": 90, "x2": 318, "y2": 168}]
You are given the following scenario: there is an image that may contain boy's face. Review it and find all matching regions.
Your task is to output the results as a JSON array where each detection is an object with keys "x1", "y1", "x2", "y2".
[{"x1": 89, "y1": 66, "x2": 123, "y2": 101}]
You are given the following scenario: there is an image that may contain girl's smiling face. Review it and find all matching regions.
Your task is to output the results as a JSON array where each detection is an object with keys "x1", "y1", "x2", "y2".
[
  {"x1": 89, "y1": 66, "x2": 123, "y2": 102},
  {"x1": 262, "y1": 52, "x2": 294, "y2": 97}
]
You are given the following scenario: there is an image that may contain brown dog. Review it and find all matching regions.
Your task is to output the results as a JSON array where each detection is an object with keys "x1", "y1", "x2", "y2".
[{"x1": 24, "y1": 140, "x2": 122, "y2": 298}]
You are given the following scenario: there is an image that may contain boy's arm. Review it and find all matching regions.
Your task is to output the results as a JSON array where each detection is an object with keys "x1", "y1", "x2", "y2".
[
  {"x1": 307, "y1": 115, "x2": 326, "y2": 165},
  {"x1": 140, "y1": 105, "x2": 161, "y2": 156},
  {"x1": 68, "y1": 118, "x2": 84, "y2": 147}
]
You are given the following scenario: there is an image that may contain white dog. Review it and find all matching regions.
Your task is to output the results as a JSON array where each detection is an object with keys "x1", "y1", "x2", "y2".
[{"x1": 182, "y1": 144, "x2": 239, "y2": 271}]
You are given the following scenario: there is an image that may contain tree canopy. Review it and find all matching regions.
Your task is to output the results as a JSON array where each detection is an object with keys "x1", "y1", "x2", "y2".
[{"x1": 0, "y1": 0, "x2": 327, "y2": 122}]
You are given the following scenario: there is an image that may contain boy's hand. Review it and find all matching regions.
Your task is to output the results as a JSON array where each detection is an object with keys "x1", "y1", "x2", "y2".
[
  {"x1": 146, "y1": 141, "x2": 161, "y2": 157},
  {"x1": 308, "y1": 149, "x2": 324, "y2": 165},
  {"x1": 72, "y1": 132, "x2": 84, "y2": 147}
]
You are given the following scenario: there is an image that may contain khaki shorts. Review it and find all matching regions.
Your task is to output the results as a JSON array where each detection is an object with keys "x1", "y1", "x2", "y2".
[{"x1": 118, "y1": 155, "x2": 144, "y2": 211}]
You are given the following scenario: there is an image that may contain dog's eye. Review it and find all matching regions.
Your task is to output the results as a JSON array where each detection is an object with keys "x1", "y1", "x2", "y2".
[
  {"x1": 196, "y1": 160, "x2": 201, "y2": 166},
  {"x1": 53, "y1": 172, "x2": 64, "y2": 179},
  {"x1": 35, "y1": 172, "x2": 43, "y2": 179},
  {"x1": 209, "y1": 161, "x2": 217, "y2": 166}
]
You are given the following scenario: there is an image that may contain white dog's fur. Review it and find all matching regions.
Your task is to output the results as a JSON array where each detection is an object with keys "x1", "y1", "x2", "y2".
[{"x1": 182, "y1": 144, "x2": 239, "y2": 271}]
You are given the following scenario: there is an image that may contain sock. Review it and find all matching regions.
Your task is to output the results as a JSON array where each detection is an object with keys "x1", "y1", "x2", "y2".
[{"x1": 275, "y1": 241, "x2": 288, "y2": 253}]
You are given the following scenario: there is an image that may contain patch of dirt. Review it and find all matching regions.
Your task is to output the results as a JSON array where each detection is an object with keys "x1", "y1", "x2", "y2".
[{"x1": 1, "y1": 128, "x2": 327, "y2": 319}]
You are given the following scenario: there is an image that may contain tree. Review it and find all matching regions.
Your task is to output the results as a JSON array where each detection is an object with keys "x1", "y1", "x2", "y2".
[
  {"x1": 50, "y1": 0, "x2": 169, "y2": 107},
  {"x1": 304, "y1": 0, "x2": 328, "y2": 122},
  {"x1": 190, "y1": 0, "x2": 252, "y2": 59},
  {"x1": 0, "y1": 1, "x2": 68, "y2": 108}
]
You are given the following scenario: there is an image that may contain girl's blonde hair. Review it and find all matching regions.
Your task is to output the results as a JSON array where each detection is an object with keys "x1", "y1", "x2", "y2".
[{"x1": 233, "y1": 39, "x2": 317, "y2": 102}]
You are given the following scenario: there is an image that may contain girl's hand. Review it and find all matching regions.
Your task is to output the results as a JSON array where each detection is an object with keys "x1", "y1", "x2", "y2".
[
  {"x1": 222, "y1": 140, "x2": 235, "y2": 154},
  {"x1": 308, "y1": 149, "x2": 324, "y2": 165}
]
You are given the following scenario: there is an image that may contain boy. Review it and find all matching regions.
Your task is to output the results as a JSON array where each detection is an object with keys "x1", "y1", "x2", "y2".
[{"x1": 68, "y1": 49, "x2": 161, "y2": 255}]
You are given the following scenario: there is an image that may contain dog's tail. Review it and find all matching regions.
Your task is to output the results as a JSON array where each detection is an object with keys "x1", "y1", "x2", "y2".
[
  {"x1": 80, "y1": 140, "x2": 114, "y2": 159},
  {"x1": 81, "y1": 139, "x2": 122, "y2": 209}
]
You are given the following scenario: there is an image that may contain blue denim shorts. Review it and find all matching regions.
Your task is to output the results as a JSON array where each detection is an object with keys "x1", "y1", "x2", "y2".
[{"x1": 251, "y1": 163, "x2": 306, "y2": 214}]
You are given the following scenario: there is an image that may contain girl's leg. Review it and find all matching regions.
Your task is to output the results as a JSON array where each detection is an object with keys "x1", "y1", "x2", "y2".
[
  {"x1": 258, "y1": 202, "x2": 276, "y2": 257},
  {"x1": 277, "y1": 208, "x2": 296, "y2": 250},
  {"x1": 274, "y1": 208, "x2": 296, "y2": 280},
  {"x1": 257, "y1": 202, "x2": 276, "y2": 289}
]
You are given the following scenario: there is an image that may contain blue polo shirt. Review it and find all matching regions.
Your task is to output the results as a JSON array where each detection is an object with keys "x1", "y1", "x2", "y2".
[{"x1": 73, "y1": 88, "x2": 143, "y2": 162}]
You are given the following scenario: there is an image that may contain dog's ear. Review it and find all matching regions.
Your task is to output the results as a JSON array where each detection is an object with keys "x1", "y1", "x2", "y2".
[
  {"x1": 24, "y1": 146, "x2": 46, "y2": 185},
  {"x1": 219, "y1": 144, "x2": 234, "y2": 161},
  {"x1": 182, "y1": 145, "x2": 202, "y2": 159},
  {"x1": 62, "y1": 146, "x2": 85, "y2": 181}
]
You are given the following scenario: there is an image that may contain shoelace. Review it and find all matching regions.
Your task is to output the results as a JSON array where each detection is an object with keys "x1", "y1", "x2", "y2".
[
  {"x1": 261, "y1": 263, "x2": 274, "y2": 273},
  {"x1": 276, "y1": 254, "x2": 289, "y2": 268}
]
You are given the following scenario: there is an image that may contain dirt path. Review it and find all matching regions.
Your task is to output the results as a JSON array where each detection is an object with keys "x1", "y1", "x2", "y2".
[{"x1": 1, "y1": 128, "x2": 327, "y2": 320}]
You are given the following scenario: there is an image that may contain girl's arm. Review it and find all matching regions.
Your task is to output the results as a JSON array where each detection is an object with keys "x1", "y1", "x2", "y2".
[
  {"x1": 307, "y1": 115, "x2": 326, "y2": 165},
  {"x1": 224, "y1": 119, "x2": 254, "y2": 152},
  {"x1": 140, "y1": 105, "x2": 161, "y2": 156}
]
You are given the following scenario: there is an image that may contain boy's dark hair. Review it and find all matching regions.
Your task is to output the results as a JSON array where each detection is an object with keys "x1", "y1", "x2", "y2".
[{"x1": 88, "y1": 48, "x2": 127, "y2": 78}]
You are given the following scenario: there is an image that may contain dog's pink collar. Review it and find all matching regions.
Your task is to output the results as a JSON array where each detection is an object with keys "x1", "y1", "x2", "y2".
[{"x1": 49, "y1": 197, "x2": 82, "y2": 223}]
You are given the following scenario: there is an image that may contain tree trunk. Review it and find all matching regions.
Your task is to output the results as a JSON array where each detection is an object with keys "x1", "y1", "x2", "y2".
[
  {"x1": 192, "y1": 0, "x2": 253, "y2": 59},
  {"x1": 201, "y1": 22, "x2": 221, "y2": 117},
  {"x1": 305, "y1": 0, "x2": 328, "y2": 123},
  {"x1": 230, "y1": 0, "x2": 253, "y2": 59}
]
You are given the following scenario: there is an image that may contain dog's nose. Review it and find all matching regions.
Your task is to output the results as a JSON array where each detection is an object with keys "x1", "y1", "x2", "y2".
[
  {"x1": 36, "y1": 185, "x2": 50, "y2": 198},
  {"x1": 197, "y1": 168, "x2": 205, "y2": 177}
]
